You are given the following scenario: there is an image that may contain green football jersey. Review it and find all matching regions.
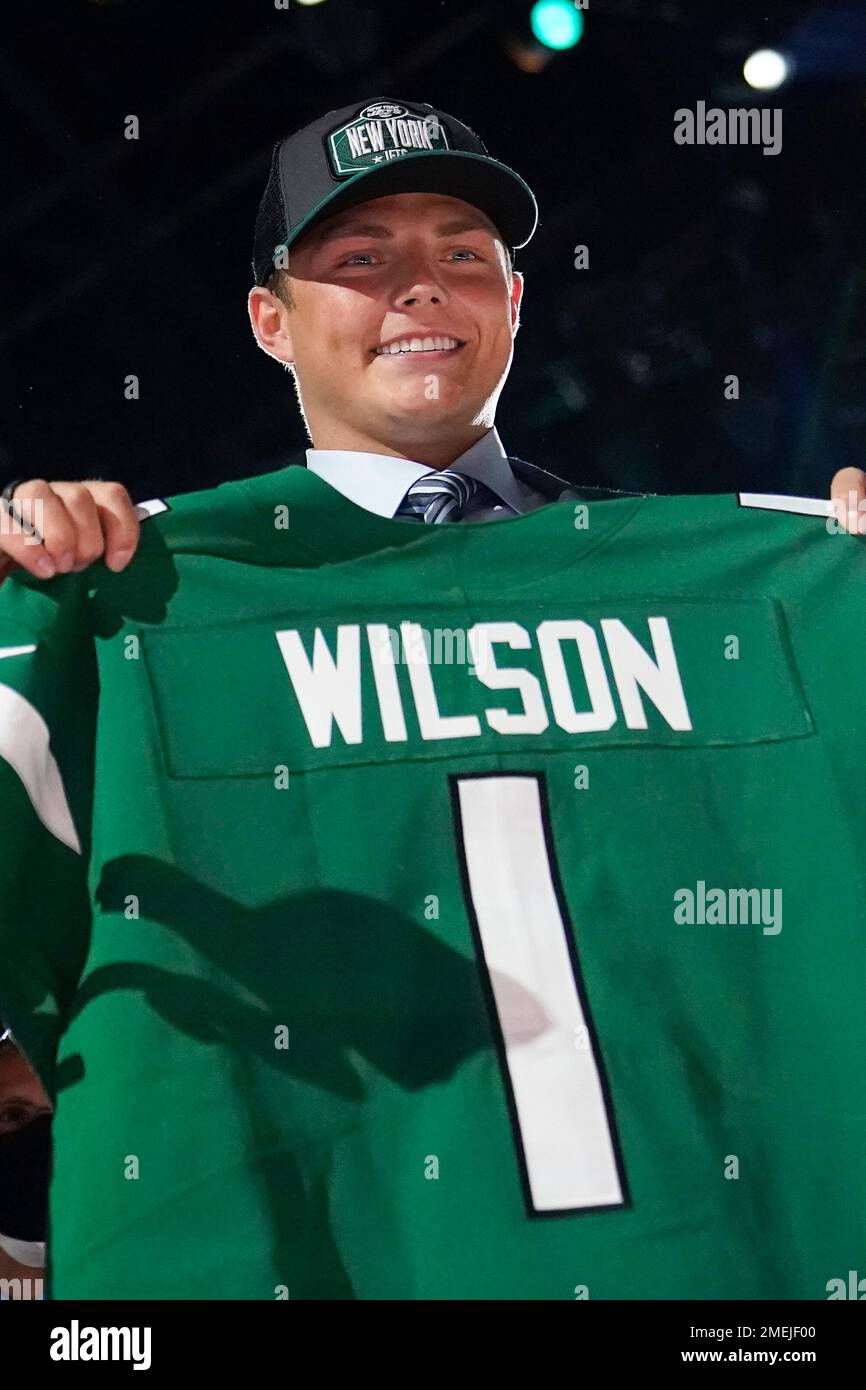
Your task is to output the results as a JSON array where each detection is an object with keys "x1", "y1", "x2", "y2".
[{"x1": 1, "y1": 466, "x2": 865, "y2": 1300}]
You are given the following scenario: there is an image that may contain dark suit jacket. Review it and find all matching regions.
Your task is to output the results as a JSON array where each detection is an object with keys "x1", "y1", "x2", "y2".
[{"x1": 507, "y1": 455, "x2": 648, "y2": 504}]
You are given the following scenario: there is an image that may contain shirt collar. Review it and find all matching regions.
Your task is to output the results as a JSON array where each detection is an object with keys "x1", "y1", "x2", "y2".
[{"x1": 305, "y1": 428, "x2": 539, "y2": 519}]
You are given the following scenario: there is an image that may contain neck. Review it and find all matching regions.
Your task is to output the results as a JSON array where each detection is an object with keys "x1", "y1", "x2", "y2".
[{"x1": 309, "y1": 422, "x2": 491, "y2": 470}]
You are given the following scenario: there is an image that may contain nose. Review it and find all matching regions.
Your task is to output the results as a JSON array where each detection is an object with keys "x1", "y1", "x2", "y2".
[
  {"x1": 398, "y1": 287, "x2": 445, "y2": 307},
  {"x1": 394, "y1": 247, "x2": 450, "y2": 308}
]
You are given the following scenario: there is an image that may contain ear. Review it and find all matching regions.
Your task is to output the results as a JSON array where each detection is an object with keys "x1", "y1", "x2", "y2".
[
  {"x1": 247, "y1": 286, "x2": 295, "y2": 366},
  {"x1": 510, "y1": 270, "x2": 524, "y2": 338}
]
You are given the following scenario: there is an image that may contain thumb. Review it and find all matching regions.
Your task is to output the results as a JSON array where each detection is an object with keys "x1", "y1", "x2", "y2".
[{"x1": 830, "y1": 467, "x2": 866, "y2": 534}]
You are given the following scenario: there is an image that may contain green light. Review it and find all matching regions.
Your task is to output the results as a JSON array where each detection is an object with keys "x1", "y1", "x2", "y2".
[{"x1": 530, "y1": 1, "x2": 585, "y2": 51}]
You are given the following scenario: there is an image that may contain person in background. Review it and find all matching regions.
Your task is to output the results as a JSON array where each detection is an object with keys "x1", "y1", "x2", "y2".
[{"x1": 0, "y1": 1024, "x2": 51, "y2": 1293}]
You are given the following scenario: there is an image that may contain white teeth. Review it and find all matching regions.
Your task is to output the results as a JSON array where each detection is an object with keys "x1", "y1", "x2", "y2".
[{"x1": 376, "y1": 336, "x2": 460, "y2": 355}]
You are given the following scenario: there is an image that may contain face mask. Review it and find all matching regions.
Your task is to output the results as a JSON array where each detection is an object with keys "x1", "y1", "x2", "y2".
[
  {"x1": 0, "y1": 1113, "x2": 51, "y2": 1242},
  {"x1": 0, "y1": 1232, "x2": 45, "y2": 1268}
]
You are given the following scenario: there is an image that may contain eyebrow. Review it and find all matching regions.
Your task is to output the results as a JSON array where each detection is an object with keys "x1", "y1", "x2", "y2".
[{"x1": 307, "y1": 216, "x2": 499, "y2": 250}]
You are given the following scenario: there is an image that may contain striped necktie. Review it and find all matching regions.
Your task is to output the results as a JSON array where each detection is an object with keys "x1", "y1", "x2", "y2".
[{"x1": 394, "y1": 468, "x2": 497, "y2": 524}]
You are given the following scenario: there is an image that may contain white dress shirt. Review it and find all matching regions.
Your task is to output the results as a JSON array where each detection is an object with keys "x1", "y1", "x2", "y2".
[{"x1": 306, "y1": 427, "x2": 550, "y2": 523}]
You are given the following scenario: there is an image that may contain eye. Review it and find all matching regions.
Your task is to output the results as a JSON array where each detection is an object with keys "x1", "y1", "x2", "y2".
[
  {"x1": 340, "y1": 248, "x2": 482, "y2": 266},
  {"x1": 0, "y1": 1103, "x2": 35, "y2": 1134}
]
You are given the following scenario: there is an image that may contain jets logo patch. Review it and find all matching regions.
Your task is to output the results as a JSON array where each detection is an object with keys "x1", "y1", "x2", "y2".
[{"x1": 326, "y1": 106, "x2": 449, "y2": 179}]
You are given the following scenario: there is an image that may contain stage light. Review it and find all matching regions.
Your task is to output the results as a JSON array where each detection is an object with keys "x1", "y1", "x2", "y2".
[
  {"x1": 530, "y1": 1, "x2": 585, "y2": 53},
  {"x1": 743, "y1": 49, "x2": 790, "y2": 91}
]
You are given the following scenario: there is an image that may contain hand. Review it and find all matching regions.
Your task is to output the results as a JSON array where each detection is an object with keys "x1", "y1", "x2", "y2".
[
  {"x1": 830, "y1": 468, "x2": 866, "y2": 536},
  {"x1": 0, "y1": 479, "x2": 141, "y2": 583}
]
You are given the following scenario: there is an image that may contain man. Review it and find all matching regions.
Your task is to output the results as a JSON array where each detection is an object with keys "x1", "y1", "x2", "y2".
[
  {"x1": 0, "y1": 1025, "x2": 50, "y2": 1292},
  {"x1": 1, "y1": 98, "x2": 865, "y2": 1300},
  {"x1": 2, "y1": 94, "x2": 865, "y2": 574}
]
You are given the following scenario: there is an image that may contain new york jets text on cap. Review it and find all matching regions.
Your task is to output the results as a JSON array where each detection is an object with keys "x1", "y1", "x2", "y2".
[{"x1": 252, "y1": 98, "x2": 538, "y2": 286}]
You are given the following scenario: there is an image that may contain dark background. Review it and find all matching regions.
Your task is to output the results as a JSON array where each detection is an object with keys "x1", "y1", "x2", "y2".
[{"x1": 2, "y1": 0, "x2": 865, "y2": 503}]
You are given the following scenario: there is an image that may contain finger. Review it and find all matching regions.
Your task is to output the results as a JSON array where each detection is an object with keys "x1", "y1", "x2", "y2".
[
  {"x1": 48, "y1": 482, "x2": 113, "y2": 572},
  {"x1": 830, "y1": 467, "x2": 866, "y2": 536},
  {"x1": 80, "y1": 481, "x2": 141, "y2": 571},
  {"x1": 0, "y1": 480, "x2": 77, "y2": 578}
]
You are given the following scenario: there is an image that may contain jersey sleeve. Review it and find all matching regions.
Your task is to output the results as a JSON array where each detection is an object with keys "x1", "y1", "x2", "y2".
[{"x1": 0, "y1": 571, "x2": 98, "y2": 1094}]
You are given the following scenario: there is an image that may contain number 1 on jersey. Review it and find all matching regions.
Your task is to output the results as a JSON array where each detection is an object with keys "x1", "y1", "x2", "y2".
[{"x1": 450, "y1": 772, "x2": 628, "y2": 1216}]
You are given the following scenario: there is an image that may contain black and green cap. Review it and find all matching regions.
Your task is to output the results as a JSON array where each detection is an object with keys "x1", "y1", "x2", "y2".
[{"x1": 252, "y1": 97, "x2": 538, "y2": 286}]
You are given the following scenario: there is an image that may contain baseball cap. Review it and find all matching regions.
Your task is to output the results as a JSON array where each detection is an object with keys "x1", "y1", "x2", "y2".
[{"x1": 252, "y1": 97, "x2": 538, "y2": 286}]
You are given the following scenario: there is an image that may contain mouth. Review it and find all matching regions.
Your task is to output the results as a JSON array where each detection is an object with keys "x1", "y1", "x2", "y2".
[{"x1": 372, "y1": 335, "x2": 466, "y2": 359}]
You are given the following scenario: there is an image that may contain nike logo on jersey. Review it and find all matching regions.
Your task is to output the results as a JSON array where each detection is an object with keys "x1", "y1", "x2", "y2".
[
  {"x1": 275, "y1": 617, "x2": 692, "y2": 750},
  {"x1": 0, "y1": 644, "x2": 37, "y2": 659}
]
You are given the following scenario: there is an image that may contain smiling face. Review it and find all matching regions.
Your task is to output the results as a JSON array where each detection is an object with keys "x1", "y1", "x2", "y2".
[{"x1": 248, "y1": 190, "x2": 524, "y2": 467}]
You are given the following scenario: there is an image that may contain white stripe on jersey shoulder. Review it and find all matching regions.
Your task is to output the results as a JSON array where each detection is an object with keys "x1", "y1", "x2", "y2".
[
  {"x1": 134, "y1": 497, "x2": 171, "y2": 521},
  {"x1": 0, "y1": 685, "x2": 81, "y2": 853},
  {"x1": 0, "y1": 644, "x2": 37, "y2": 659},
  {"x1": 738, "y1": 492, "x2": 834, "y2": 518}
]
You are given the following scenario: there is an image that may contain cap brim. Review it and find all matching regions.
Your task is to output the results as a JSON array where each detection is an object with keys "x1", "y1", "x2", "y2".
[{"x1": 285, "y1": 150, "x2": 538, "y2": 256}]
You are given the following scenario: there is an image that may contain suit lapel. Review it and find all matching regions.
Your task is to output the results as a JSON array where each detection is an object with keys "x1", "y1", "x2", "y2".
[{"x1": 507, "y1": 455, "x2": 648, "y2": 503}]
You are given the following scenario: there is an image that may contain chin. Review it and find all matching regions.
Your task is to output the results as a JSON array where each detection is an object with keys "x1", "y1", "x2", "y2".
[
  {"x1": 383, "y1": 402, "x2": 469, "y2": 436},
  {"x1": 383, "y1": 377, "x2": 474, "y2": 415}
]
